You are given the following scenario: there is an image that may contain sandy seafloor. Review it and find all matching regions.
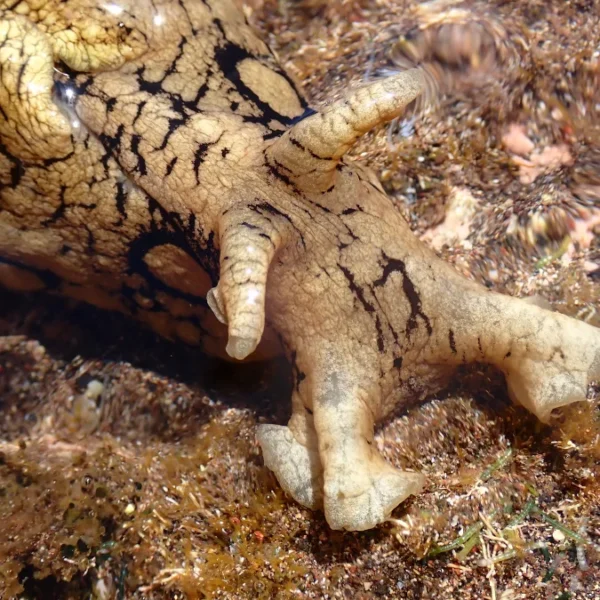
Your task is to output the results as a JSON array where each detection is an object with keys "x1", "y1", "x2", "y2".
[{"x1": 1, "y1": 0, "x2": 599, "y2": 598}]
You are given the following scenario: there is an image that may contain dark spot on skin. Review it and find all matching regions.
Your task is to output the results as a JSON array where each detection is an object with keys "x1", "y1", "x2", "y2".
[
  {"x1": 374, "y1": 252, "x2": 432, "y2": 339},
  {"x1": 187, "y1": 213, "x2": 196, "y2": 235},
  {"x1": 0, "y1": 139, "x2": 25, "y2": 188},
  {"x1": 265, "y1": 158, "x2": 300, "y2": 194},
  {"x1": 115, "y1": 181, "x2": 128, "y2": 220},
  {"x1": 105, "y1": 97, "x2": 117, "y2": 113},
  {"x1": 16, "y1": 63, "x2": 26, "y2": 102},
  {"x1": 375, "y1": 315, "x2": 385, "y2": 352},
  {"x1": 165, "y1": 157, "x2": 178, "y2": 176},
  {"x1": 258, "y1": 232, "x2": 275, "y2": 247},
  {"x1": 393, "y1": 357, "x2": 403, "y2": 369},
  {"x1": 241, "y1": 221, "x2": 260, "y2": 230},
  {"x1": 157, "y1": 117, "x2": 187, "y2": 151},
  {"x1": 99, "y1": 124, "x2": 125, "y2": 166},
  {"x1": 262, "y1": 129, "x2": 284, "y2": 141},
  {"x1": 132, "y1": 100, "x2": 147, "y2": 125},
  {"x1": 193, "y1": 136, "x2": 222, "y2": 184},
  {"x1": 338, "y1": 265, "x2": 386, "y2": 351},
  {"x1": 504, "y1": 351, "x2": 512, "y2": 359},
  {"x1": 312, "y1": 201, "x2": 332, "y2": 214},
  {"x1": 83, "y1": 225, "x2": 96, "y2": 255},
  {"x1": 290, "y1": 136, "x2": 329, "y2": 161},
  {"x1": 135, "y1": 66, "x2": 163, "y2": 95},
  {"x1": 41, "y1": 151, "x2": 75, "y2": 169},
  {"x1": 130, "y1": 135, "x2": 147, "y2": 175},
  {"x1": 248, "y1": 201, "x2": 306, "y2": 249},
  {"x1": 448, "y1": 329, "x2": 457, "y2": 354},
  {"x1": 41, "y1": 187, "x2": 66, "y2": 225},
  {"x1": 338, "y1": 264, "x2": 376, "y2": 315}
]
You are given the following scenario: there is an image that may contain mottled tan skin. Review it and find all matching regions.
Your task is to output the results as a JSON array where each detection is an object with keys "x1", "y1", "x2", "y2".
[{"x1": 1, "y1": 0, "x2": 599, "y2": 531}]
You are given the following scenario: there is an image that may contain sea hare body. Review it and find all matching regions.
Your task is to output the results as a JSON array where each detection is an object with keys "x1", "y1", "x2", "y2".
[{"x1": 1, "y1": 0, "x2": 599, "y2": 531}]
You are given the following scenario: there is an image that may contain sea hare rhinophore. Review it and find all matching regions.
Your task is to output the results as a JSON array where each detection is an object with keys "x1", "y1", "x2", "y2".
[{"x1": 0, "y1": 0, "x2": 599, "y2": 530}]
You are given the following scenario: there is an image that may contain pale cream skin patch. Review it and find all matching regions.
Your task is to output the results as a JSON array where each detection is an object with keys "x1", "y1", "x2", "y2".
[{"x1": 1, "y1": 0, "x2": 599, "y2": 531}]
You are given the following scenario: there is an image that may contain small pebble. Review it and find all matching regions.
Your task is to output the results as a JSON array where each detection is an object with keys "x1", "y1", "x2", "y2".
[
  {"x1": 86, "y1": 380, "x2": 104, "y2": 400},
  {"x1": 552, "y1": 529, "x2": 566, "y2": 542}
]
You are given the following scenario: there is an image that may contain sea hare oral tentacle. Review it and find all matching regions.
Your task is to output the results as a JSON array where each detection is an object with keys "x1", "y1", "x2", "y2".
[
  {"x1": 207, "y1": 204, "x2": 286, "y2": 360},
  {"x1": 267, "y1": 68, "x2": 425, "y2": 192}
]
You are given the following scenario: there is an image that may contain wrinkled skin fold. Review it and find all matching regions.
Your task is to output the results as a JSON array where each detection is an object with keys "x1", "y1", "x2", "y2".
[{"x1": 1, "y1": 0, "x2": 599, "y2": 531}]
